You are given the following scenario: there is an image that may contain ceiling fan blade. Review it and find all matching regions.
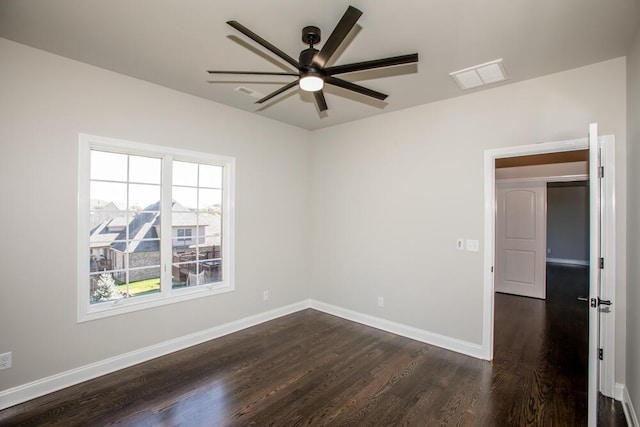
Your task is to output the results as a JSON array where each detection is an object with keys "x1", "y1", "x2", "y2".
[
  {"x1": 254, "y1": 80, "x2": 299, "y2": 104},
  {"x1": 325, "y1": 76, "x2": 388, "y2": 100},
  {"x1": 313, "y1": 6, "x2": 363, "y2": 68},
  {"x1": 207, "y1": 70, "x2": 299, "y2": 76},
  {"x1": 227, "y1": 21, "x2": 300, "y2": 69},
  {"x1": 325, "y1": 53, "x2": 419, "y2": 76},
  {"x1": 313, "y1": 91, "x2": 328, "y2": 112}
]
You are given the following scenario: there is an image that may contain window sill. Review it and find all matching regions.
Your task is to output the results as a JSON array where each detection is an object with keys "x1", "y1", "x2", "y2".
[{"x1": 78, "y1": 282, "x2": 234, "y2": 323}]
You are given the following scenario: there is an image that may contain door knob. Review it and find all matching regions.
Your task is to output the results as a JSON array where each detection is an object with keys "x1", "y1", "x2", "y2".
[{"x1": 577, "y1": 297, "x2": 612, "y2": 307}]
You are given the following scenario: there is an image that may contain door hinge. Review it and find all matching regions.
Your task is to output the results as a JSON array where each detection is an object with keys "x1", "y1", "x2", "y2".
[
  {"x1": 599, "y1": 257, "x2": 604, "y2": 269},
  {"x1": 599, "y1": 348, "x2": 604, "y2": 360},
  {"x1": 599, "y1": 166, "x2": 604, "y2": 178}
]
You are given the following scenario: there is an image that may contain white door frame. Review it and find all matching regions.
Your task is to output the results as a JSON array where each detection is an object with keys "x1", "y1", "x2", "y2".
[{"x1": 482, "y1": 135, "x2": 616, "y2": 397}]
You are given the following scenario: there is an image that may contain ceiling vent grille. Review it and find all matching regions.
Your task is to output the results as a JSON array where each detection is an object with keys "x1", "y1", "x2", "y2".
[
  {"x1": 449, "y1": 59, "x2": 508, "y2": 90},
  {"x1": 234, "y1": 86, "x2": 265, "y2": 99}
]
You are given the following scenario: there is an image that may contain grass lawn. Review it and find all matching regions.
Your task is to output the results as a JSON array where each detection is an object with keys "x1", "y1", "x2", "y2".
[{"x1": 118, "y1": 277, "x2": 160, "y2": 296}]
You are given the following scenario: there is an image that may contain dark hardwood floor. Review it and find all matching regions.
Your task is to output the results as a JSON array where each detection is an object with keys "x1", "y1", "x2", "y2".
[{"x1": 0, "y1": 264, "x2": 627, "y2": 426}]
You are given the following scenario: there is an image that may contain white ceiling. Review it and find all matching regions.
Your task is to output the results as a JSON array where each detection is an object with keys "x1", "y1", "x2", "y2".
[{"x1": 1, "y1": 0, "x2": 638, "y2": 130}]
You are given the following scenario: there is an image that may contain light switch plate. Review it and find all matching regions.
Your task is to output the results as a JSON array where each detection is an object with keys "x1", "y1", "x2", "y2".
[
  {"x1": 466, "y1": 239, "x2": 480, "y2": 252},
  {"x1": 456, "y1": 238, "x2": 465, "y2": 250}
]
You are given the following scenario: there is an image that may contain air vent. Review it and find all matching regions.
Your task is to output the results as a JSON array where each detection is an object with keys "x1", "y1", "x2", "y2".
[
  {"x1": 234, "y1": 86, "x2": 265, "y2": 99},
  {"x1": 449, "y1": 59, "x2": 509, "y2": 90}
]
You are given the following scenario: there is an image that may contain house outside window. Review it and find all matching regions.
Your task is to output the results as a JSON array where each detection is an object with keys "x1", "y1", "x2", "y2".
[{"x1": 78, "y1": 134, "x2": 235, "y2": 322}]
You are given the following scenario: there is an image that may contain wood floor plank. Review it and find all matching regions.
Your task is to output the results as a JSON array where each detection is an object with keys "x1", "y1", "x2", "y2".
[{"x1": 0, "y1": 264, "x2": 628, "y2": 426}]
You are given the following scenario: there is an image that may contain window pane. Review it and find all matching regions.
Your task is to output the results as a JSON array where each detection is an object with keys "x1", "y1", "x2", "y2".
[
  {"x1": 198, "y1": 212, "x2": 221, "y2": 239},
  {"x1": 90, "y1": 271, "x2": 124, "y2": 304},
  {"x1": 129, "y1": 155, "x2": 161, "y2": 184},
  {"x1": 90, "y1": 213, "x2": 128, "y2": 245},
  {"x1": 173, "y1": 161, "x2": 198, "y2": 186},
  {"x1": 89, "y1": 149, "x2": 164, "y2": 306},
  {"x1": 124, "y1": 268, "x2": 161, "y2": 297},
  {"x1": 129, "y1": 184, "x2": 161, "y2": 211},
  {"x1": 128, "y1": 239, "x2": 161, "y2": 267},
  {"x1": 91, "y1": 181, "x2": 127, "y2": 210},
  {"x1": 173, "y1": 226, "x2": 196, "y2": 248},
  {"x1": 198, "y1": 189, "x2": 222, "y2": 211},
  {"x1": 173, "y1": 186, "x2": 197, "y2": 211},
  {"x1": 89, "y1": 251, "x2": 115, "y2": 273},
  {"x1": 195, "y1": 245, "x2": 214, "y2": 260},
  {"x1": 171, "y1": 261, "x2": 197, "y2": 288},
  {"x1": 91, "y1": 151, "x2": 127, "y2": 181},
  {"x1": 200, "y1": 165, "x2": 222, "y2": 189},
  {"x1": 90, "y1": 199, "x2": 122, "y2": 214},
  {"x1": 200, "y1": 260, "x2": 222, "y2": 283}
]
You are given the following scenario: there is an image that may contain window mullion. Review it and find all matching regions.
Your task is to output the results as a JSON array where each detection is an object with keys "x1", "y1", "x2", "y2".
[
  {"x1": 125, "y1": 155, "x2": 131, "y2": 295},
  {"x1": 160, "y1": 155, "x2": 173, "y2": 296}
]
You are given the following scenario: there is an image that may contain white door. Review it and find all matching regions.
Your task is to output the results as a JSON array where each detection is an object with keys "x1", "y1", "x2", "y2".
[
  {"x1": 495, "y1": 181, "x2": 547, "y2": 299},
  {"x1": 587, "y1": 123, "x2": 603, "y2": 427}
]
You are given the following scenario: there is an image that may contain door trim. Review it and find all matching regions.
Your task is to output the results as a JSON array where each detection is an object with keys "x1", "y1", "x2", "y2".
[{"x1": 482, "y1": 136, "x2": 616, "y2": 398}]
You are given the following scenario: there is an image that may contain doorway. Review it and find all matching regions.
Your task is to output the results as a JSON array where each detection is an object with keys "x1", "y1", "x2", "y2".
[
  {"x1": 482, "y1": 134, "x2": 617, "y2": 403},
  {"x1": 492, "y1": 153, "x2": 591, "y2": 421}
]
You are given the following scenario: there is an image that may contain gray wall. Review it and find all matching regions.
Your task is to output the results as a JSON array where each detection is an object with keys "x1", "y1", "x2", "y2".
[
  {"x1": 626, "y1": 26, "x2": 640, "y2": 421},
  {"x1": 546, "y1": 183, "x2": 589, "y2": 263}
]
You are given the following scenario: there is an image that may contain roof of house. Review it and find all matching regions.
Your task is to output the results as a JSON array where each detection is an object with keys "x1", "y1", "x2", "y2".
[
  {"x1": 89, "y1": 200, "x2": 122, "y2": 230},
  {"x1": 90, "y1": 200, "x2": 220, "y2": 253}
]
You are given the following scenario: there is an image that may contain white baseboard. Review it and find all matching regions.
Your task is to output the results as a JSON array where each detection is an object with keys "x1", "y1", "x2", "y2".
[
  {"x1": 309, "y1": 300, "x2": 485, "y2": 359},
  {"x1": 0, "y1": 299, "x2": 486, "y2": 411},
  {"x1": 622, "y1": 385, "x2": 639, "y2": 427},
  {"x1": 546, "y1": 258, "x2": 589, "y2": 266},
  {"x1": 0, "y1": 300, "x2": 310, "y2": 411},
  {"x1": 615, "y1": 382, "x2": 625, "y2": 401}
]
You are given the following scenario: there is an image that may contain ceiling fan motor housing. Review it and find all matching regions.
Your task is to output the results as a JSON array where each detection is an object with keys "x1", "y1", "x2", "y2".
[
  {"x1": 299, "y1": 47, "x2": 320, "y2": 70},
  {"x1": 302, "y1": 26, "x2": 321, "y2": 46}
]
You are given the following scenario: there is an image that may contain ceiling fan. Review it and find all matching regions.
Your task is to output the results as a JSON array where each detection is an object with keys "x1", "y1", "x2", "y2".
[{"x1": 207, "y1": 5, "x2": 419, "y2": 112}]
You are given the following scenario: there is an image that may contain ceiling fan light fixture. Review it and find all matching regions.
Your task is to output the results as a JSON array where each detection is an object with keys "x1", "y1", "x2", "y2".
[{"x1": 299, "y1": 74, "x2": 324, "y2": 92}]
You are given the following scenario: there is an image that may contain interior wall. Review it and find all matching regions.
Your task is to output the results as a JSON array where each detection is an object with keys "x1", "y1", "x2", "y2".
[
  {"x1": 309, "y1": 58, "x2": 627, "y2": 383},
  {"x1": 626, "y1": 27, "x2": 640, "y2": 418},
  {"x1": 547, "y1": 183, "x2": 589, "y2": 263},
  {"x1": 0, "y1": 38, "x2": 311, "y2": 391}
]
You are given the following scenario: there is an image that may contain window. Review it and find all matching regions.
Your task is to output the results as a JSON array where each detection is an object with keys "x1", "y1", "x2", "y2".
[
  {"x1": 176, "y1": 228, "x2": 192, "y2": 241},
  {"x1": 78, "y1": 134, "x2": 235, "y2": 322}
]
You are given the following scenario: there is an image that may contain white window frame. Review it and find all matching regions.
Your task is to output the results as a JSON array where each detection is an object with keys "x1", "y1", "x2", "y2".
[{"x1": 77, "y1": 134, "x2": 235, "y2": 322}]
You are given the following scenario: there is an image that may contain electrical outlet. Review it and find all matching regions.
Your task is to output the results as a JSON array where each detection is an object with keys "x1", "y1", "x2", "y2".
[
  {"x1": 0, "y1": 352, "x2": 12, "y2": 370},
  {"x1": 377, "y1": 297, "x2": 384, "y2": 307},
  {"x1": 263, "y1": 291, "x2": 269, "y2": 301}
]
